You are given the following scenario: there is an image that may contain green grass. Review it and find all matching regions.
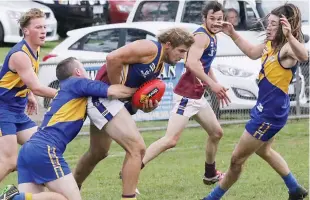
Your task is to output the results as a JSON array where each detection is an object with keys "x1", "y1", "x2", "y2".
[
  {"x1": 0, "y1": 119, "x2": 308, "y2": 200},
  {"x1": 0, "y1": 41, "x2": 60, "y2": 64}
]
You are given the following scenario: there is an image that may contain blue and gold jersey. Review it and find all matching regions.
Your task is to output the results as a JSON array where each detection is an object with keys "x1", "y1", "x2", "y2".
[
  {"x1": 0, "y1": 40, "x2": 40, "y2": 113},
  {"x1": 120, "y1": 40, "x2": 164, "y2": 88},
  {"x1": 29, "y1": 77, "x2": 110, "y2": 152},
  {"x1": 253, "y1": 41, "x2": 297, "y2": 124},
  {"x1": 193, "y1": 25, "x2": 217, "y2": 74}
]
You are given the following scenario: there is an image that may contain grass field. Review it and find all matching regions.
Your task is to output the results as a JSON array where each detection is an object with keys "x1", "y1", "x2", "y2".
[
  {"x1": 0, "y1": 41, "x2": 60, "y2": 64},
  {"x1": 0, "y1": 119, "x2": 308, "y2": 200}
]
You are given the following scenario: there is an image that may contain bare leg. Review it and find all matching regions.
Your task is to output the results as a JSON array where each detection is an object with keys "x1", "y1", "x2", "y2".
[
  {"x1": 142, "y1": 113, "x2": 189, "y2": 165},
  {"x1": 73, "y1": 124, "x2": 112, "y2": 189}
]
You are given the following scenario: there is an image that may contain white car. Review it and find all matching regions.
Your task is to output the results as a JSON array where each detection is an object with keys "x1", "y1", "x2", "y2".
[
  {"x1": 0, "y1": 0, "x2": 58, "y2": 43},
  {"x1": 38, "y1": 22, "x2": 306, "y2": 119}
]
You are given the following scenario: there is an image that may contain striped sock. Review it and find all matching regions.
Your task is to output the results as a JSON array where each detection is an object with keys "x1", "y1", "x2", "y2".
[{"x1": 12, "y1": 193, "x2": 32, "y2": 200}]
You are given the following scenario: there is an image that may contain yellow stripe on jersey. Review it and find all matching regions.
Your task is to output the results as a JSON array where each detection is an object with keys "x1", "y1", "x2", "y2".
[
  {"x1": 260, "y1": 41, "x2": 293, "y2": 93},
  {"x1": 201, "y1": 25, "x2": 215, "y2": 38},
  {"x1": 155, "y1": 44, "x2": 164, "y2": 72},
  {"x1": 0, "y1": 71, "x2": 24, "y2": 89},
  {"x1": 47, "y1": 98, "x2": 87, "y2": 126},
  {"x1": 121, "y1": 64, "x2": 129, "y2": 85},
  {"x1": 22, "y1": 45, "x2": 40, "y2": 75},
  {"x1": 15, "y1": 88, "x2": 29, "y2": 97}
]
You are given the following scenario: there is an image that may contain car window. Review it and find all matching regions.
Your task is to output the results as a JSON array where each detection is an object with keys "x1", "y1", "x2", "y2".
[
  {"x1": 182, "y1": 1, "x2": 207, "y2": 24},
  {"x1": 126, "y1": 29, "x2": 156, "y2": 44},
  {"x1": 244, "y1": 2, "x2": 262, "y2": 30},
  {"x1": 81, "y1": 29, "x2": 120, "y2": 52},
  {"x1": 224, "y1": 1, "x2": 263, "y2": 31},
  {"x1": 133, "y1": 1, "x2": 179, "y2": 22}
]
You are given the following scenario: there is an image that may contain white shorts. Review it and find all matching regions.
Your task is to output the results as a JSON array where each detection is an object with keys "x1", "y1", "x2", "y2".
[
  {"x1": 171, "y1": 93, "x2": 210, "y2": 118},
  {"x1": 87, "y1": 97, "x2": 124, "y2": 130}
]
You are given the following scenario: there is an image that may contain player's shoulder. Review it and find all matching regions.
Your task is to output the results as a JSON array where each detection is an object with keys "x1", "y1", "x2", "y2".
[{"x1": 132, "y1": 39, "x2": 158, "y2": 52}]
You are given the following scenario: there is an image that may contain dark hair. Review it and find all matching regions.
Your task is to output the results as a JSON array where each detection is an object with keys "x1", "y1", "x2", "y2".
[
  {"x1": 270, "y1": 3, "x2": 303, "y2": 53},
  {"x1": 202, "y1": 1, "x2": 224, "y2": 18},
  {"x1": 56, "y1": 57, "x2": 78, "y2": 81}
]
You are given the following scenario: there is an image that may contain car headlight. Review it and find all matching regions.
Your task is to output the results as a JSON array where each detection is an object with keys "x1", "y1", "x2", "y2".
[
  {"x1": 215, "y1": 65, "x2": 253, "y2": 77},
  {"x1": 7, "y1": 10, "x2": 23, "y2": 20},
  {"x1": 117, "y1": 5, "x2": 133, "y2": 13}
]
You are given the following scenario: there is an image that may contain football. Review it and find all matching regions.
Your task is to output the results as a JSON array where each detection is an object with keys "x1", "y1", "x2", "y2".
[{"x1": 132, "y1": 79, "x2": 166, "y2": 109}]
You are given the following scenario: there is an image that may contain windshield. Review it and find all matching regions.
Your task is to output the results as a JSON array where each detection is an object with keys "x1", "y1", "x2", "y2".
[{"x1": 260, "y1": 1, "x2": 309, "y2": 24}]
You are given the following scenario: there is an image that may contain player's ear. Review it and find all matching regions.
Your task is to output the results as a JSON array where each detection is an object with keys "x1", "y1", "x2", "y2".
[
  {"x1": 74, "y1": 67, "x2": 81, "y2": 77},
  {"x1": 23, "y1": 28, "x2": 29, "y2": 36},
  {"x1": 165, "y1": 42, "x2": 172, "y2": 49}
]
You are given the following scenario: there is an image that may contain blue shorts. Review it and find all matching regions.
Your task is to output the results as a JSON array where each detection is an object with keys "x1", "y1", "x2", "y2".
[
  {"x1": 17, "y1": 142, "x2": 71, "y2": 184},
  {"x1": 0, "y1": 109, "x2": 36, "y2": 136},
  {"x1": 245, "y1": 115, "x2": 285, "y2": 141}
]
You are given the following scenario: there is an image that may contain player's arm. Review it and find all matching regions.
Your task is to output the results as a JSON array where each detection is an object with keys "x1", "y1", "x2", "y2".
[
  {"x1": 9, "y1": 52, "x2": 56, "y2": 98},
  {"x1": 185, "y1": 34, "x2": 216, "y2": 86},
  {"x1": 106, "y1": 40, "x2": 158, "y2": 84},
  {"x1": 279, "y1": 15, "x2": 308, "y2": 63},
  {"x1": 230, "y1": 31, "x2": 265, "y2": 60},
  {"x1": 284, "y1": 34, "x2": 309, "y2": 63},
  {"x1": 74, "y1": 79, "x2": 136, "y2": 99},
  {"x1": 208, "y1": 68, "x2": 218, "y2": 83},
  {"x1": 217, "y1": 21, "x2": 265, "y2": 60},
  {"x1": 186, "y1": 34, "x2": 230, "y2": 105}
]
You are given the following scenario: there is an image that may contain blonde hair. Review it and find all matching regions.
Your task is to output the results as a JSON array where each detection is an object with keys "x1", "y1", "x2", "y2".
[
  {"x1": 18, "y1": 8, "x2": 45, "y2": 29},
  {"x1": 157, "y1": 27, "x2": 195, "y2": 48}
]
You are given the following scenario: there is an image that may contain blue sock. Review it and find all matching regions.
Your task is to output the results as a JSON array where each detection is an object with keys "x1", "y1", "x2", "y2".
[
  {"x1": 282, "y1": 172, "x2": 299, "y2": 193},
  {"x1": 12, "y1": 193, "x2": 25, "y2": 200},
  {"x1": 204, "y1": 185, "x2": 226, "y2": 200}
]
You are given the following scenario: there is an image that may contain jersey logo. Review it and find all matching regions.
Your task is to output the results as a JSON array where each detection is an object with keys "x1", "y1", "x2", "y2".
[
  {"x1": 268, "y1": 55, "x2": 276, "y2": 63},
  {"x1": 208, "y1": 41, "x2": 216, "y2": 57},
  {"x1": 257, "y1": 103, "x2": 263, "y2": 112},
  {"x1": 140, "y1": 63, "x2": 156, "y2": 78}
]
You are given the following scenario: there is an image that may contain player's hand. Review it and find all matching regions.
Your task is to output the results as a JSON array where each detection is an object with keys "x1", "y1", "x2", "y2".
[
  {"x1": 108, "y1": 85, "x2": 137, "y2": 99},
  {"x1": 214, "y1": 21, "x2": 235, "y2": 36},
  {"x1": 141, "y1": 100, "x2": 159, "y2": 113},
  {"x1": 27, "y1": 92, "x2": 38, "y2": 115},
  {"x1": 280, "y1": 15, "x2": 292, "y2": 38},
  {"x1": 209, "y1": 82, "x2": 231, "y2": 107}
]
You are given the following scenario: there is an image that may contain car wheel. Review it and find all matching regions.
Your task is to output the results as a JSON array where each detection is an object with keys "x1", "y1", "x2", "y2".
[
  {"x1": 44, "y1": 80, "x2": 59, "y2": 108},
  {"x1": 205, "y1": 88, "x2": 221, "y2": 119},
  {"x1": 0, "y1": 22, "x2": 4, "y2": 44}
]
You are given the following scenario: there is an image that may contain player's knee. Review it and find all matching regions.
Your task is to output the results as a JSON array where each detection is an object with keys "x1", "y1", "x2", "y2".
[
  {"x1": 230, "y1": 155, "x2": 244, "y2": 172},
  {"x1": 256, "y1": 148, "x2": 271, "y2": 159},
  {"x1": 166, "y1": 136, "x2": 179, "y2": 149},
  {"x1": 89, "y1": 148, "x2": 109, "y2": 163},
  {"x1": 209, "y1": 127, "x2": 223, "y2": 141},
  {"x1": 127, "y1": 140, "x2": 146, "y2": 159},
  {"x1": 0, "y1": 155, "x2": 17, "y2": 172}
]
